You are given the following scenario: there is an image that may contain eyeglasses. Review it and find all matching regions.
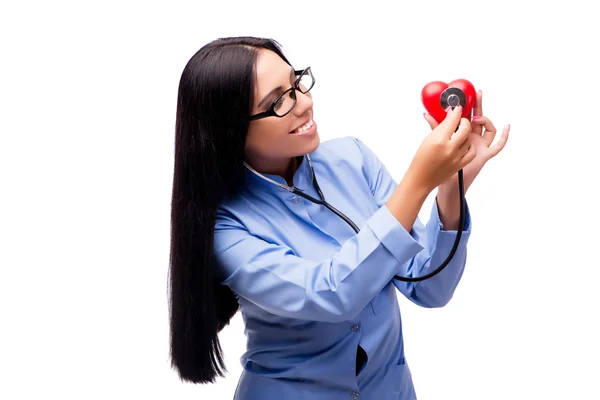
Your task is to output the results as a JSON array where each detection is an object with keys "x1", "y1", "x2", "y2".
[{"x1": 248, "y1": 67, "x2": 315, "y2": 121}]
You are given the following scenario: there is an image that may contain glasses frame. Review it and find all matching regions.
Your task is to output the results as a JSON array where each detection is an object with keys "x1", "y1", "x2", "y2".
[{"x1": 248, "y1": 67, "x2": 314, "y2": 121}]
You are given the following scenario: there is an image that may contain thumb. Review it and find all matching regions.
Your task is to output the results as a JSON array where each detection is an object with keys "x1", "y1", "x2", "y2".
[{"x1": 423, "y1": 112, "x2": 439, "y2": 129}]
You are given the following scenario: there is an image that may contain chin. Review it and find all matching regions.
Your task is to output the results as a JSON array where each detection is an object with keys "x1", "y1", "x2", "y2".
[{"x1": 305, "y1": 132, "x2": 320, "y2": 153}]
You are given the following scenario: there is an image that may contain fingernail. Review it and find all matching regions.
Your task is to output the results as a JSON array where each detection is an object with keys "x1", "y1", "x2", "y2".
[
  {"x1": 445, "y1": 106, "x2": 452, "y2": 112},
  {"x1": 472, "y1": 116, "x2": 481, "y2": 120}
]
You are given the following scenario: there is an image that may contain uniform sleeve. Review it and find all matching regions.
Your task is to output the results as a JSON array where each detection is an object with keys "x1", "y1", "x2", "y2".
[
  {"x1": 351, "y1": 136, "x2": 472, "y2": 308},
  {"x1": 213, "y1": 204, "x2": 425, "y2": 322}
]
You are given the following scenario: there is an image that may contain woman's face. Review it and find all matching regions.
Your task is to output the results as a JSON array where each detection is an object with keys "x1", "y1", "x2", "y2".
[{"x1": 245, "y1": 49, "x2": 320, "y2": 175}]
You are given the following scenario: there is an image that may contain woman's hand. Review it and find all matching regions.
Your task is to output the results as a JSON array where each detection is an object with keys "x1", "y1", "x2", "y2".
[
  {"x1": 405, "y1": 106, "x2": 476, "y2": 195},
  {"x1": 424, "y1": 90, "x2": 510, "y2": 229}
]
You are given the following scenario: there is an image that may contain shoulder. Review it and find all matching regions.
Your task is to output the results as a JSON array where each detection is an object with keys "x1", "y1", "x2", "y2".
[
  {"x1": 311, "y1": 136, "x2": 384, "y2": 182},
  {"x1": 310, "y1": 135, "x2": 377, "y2": 167},
  {"x1": 309, "y1": 136, "x2": 387, "y2": 197}
]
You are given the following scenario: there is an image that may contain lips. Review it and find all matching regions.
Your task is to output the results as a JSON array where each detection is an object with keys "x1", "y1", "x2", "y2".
[{"x1": 290, "y1": 118, "x2": 312, "y2": 133}]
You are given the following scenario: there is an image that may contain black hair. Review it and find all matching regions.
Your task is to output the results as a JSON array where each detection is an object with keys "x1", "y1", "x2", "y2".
[{"x1": 168, "y1": 37, "x2": 293, "y2": 384}]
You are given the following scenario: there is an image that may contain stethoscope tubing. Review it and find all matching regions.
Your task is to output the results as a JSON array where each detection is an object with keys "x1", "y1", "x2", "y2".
[{"x1": 244, "y1": 154, "x2": 467, "y2": 283}]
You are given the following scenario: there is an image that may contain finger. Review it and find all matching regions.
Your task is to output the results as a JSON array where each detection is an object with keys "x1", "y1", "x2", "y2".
[
  {"x1": 473, "y1": 90, "x2": 483, "y2": 117},
  {"x1": 458, "y1": 136, "x2": 471, "y2": 156},
  {"x1": 487, "y1": 124, "x2": 510, "y2": 158},
  {"x1": 460, "y1": 142, "x2": 477, "y2": 167},
  {"x1": 439, "y1": 106, "x2": 463, "y2": 138},
  {"x1": 472, "y1": 116, "x2": 497, "y2": 145},
  {"x1": 450, "y1": 117, "x2": 472, "y2": 146},
  {"x1": 471, "y1": 91, "x2": 483, "y2": 135},
  {"x1": 423, "y1": 112, "x2": 439, "y2": 129}
]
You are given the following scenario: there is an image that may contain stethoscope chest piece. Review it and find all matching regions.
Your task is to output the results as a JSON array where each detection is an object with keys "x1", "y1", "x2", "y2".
[{"x1": 440, "y1": 87, "x2": 467, "y2": 110}]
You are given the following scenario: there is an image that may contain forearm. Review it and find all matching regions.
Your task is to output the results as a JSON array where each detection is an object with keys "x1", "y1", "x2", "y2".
[
  {"x1": 393, "y1": 199, "x2": 472, "y2": 308},
  {"x1": 436, "y1": 192, "x2": 462, "y2": 230},
  {"x1": 386, "y1": 174, "x2": 431, "y2": 232},
  {"x1": 436, "y1": 174, "x2": 474, "y2": 230}
]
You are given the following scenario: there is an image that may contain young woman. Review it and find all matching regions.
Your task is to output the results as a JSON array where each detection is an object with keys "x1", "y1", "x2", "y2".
[{"x1": 168, "y1": 36, "x2": 509, "y2": 400}]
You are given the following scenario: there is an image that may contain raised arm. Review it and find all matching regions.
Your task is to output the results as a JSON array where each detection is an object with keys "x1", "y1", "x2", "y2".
[{"x1": 351, "y1": 136, "x2": 472, "y2": 308}]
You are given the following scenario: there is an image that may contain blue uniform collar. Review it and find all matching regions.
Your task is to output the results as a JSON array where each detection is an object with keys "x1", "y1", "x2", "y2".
[{"x1": 243, "y1": 154, "x2": 313, "y2": 193}]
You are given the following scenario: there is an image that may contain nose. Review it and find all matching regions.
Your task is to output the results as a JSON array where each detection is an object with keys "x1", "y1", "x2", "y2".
[{"x1": 292, "y1": 90, "x2": 313, "y2": 117}]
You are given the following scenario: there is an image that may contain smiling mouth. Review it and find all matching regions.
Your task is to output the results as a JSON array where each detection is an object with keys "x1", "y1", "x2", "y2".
[{"x1": 290, "y1": 118, "x2": 314, "y2": 134}]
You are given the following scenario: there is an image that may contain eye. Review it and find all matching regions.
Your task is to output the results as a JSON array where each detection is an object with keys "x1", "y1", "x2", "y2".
[{"x1": 272, "y1": 96, "x2": 285, "y2": 111}]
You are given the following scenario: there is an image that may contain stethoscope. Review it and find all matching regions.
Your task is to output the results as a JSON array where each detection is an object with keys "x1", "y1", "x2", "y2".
[{"x1": 244, "y1": 90, "x2": 468, "y2": 283}]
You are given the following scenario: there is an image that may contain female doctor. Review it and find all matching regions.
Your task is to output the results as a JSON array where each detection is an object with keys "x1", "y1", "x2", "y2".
[{"x1": 168, "y1": 36, "x2": 509, "y2": 399}]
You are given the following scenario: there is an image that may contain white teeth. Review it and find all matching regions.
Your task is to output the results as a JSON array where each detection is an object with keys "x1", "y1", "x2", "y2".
[{"x1": 293, "y1": 119, "x2": 313, "y2": 133}]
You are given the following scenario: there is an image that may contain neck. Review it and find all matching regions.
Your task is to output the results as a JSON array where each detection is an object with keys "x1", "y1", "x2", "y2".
[{"x1": 245, "y1": 155, "x2": 303, "y2": 187}]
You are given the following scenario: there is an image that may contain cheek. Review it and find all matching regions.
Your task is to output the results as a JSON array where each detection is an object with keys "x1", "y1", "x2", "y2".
[
  {"x1": 246, "y1": 119, "x2": 290, "y2": 150},
  {"x1": 252, "y1": 119, "x2": 290, "y2": 138}
]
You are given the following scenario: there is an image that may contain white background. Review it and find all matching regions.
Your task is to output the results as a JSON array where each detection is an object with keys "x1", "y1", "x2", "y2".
[{"x1": 1, "y1": 0, "x2": 599, "y2": 399}]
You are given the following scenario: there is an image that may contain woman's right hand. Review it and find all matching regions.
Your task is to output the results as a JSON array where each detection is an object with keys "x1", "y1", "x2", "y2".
[{"x1": 406, "y1": 105, "x2": 476, "y2": 194}]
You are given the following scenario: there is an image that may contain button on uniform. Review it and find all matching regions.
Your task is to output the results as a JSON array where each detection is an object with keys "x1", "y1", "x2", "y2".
[
  {"x1": 351, "y1": 391, "x2": 359, "y2": 399},
  {"x1": 291, "y1": 196, "x2": 299, "y2": 204},
  {"x1": 351, "y1": 324, "x2": 360, "y2": 332}
]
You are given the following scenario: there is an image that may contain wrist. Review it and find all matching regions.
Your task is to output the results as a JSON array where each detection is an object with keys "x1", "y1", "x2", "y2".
[
  {"x1": 400, "y1": 172, "x2": 431, "y2": 203},
  {"x1": 386, "y1": 174, "x2": 431, "y2": 232}
]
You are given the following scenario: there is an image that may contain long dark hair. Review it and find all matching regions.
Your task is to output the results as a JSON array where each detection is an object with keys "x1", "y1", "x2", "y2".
[{"x1": 168, "y1": 37, "x2": 292, "y2": 384}]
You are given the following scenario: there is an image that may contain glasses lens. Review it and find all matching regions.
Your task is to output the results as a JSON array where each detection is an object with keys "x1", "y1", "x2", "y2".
[
  {"x1": 297, "y1": 69, "x2": 314, "y2": 93},
  {"x1": 273, "y1": 90, "x2": 296, "y2": 117}
]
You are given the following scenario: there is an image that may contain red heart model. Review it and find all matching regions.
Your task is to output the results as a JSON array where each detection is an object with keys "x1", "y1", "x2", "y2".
[{"x1": 421, "y1": 79, "x2": 477, "y2": 124}]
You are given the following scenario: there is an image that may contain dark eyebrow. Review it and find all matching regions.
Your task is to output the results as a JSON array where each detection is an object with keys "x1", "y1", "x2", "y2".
[{"x1": 257, "y1": 67, "x2": 296, "y2": 109}]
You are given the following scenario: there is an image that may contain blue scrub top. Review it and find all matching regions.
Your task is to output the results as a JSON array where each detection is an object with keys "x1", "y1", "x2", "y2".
[{"x1": 213, "y1": 136, "x2": 472, "y2": 400}]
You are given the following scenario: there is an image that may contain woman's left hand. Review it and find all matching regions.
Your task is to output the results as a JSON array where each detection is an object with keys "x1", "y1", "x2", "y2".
[{"x1": 423, "y1": 90, "x2": 510, "y2": 228}]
